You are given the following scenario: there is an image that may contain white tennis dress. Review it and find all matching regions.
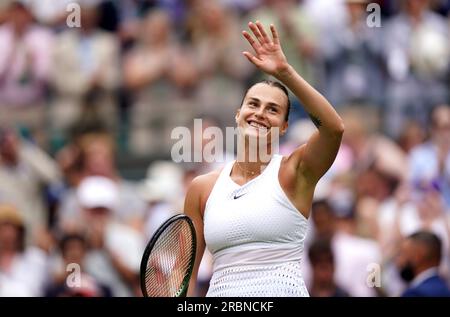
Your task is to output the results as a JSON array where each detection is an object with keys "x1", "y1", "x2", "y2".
[{"x1": 204, "y1": 154, "x2": 309, "y2": 297}]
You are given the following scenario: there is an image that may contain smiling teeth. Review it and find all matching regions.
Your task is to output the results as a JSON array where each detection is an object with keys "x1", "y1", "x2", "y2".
[{"x1": 249, "y1": 122, "x2": 268, "y2": 129}]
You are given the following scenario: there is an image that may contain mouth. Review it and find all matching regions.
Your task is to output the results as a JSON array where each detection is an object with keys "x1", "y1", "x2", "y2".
[{"x1": 247, "y1": 120, "x2": 270, "y2": 132}]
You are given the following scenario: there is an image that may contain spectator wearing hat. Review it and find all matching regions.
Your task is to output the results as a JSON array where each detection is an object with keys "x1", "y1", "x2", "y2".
[
  {"x1": 72, "y1": 176, "x2": 145, "y2": 297},
  {"x1": 138, "y1": 160, "x2": 184, "y2": 240},
  {"x1": 0, "y1": 204, "x2": 49, "y2": 296},
  {"x1": 57, "y1": 133, "x2": 146, "y2": 231}
]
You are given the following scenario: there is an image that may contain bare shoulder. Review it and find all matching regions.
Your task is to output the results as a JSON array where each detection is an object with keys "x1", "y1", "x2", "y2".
[
  {"x1": 188, "y1": 169, "x2": 221, "y2": 193},
  {"x1": 185, "y1": 169, "x2": 222, "y2": 217}
]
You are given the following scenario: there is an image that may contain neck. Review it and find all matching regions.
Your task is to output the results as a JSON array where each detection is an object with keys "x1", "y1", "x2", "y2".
[
  {"x1": 408, "y1": 10, "x2": 424, "y2": 26},
  {"x1": 235, "y1": 160, "x2": 266, "y2": 177},
  {"x1": 238, "y1": 144, "x2": 273, "y2": 167},
  {"x1": 415, "y1": 263, "x2": 438, "y2": 277},
  {"x1": 234, "y1": 154, "x2": 274, "y2": 181}
]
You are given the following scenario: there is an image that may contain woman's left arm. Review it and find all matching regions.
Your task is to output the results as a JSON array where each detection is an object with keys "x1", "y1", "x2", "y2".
[
  {"x1": 243, "y1": 21, "x2": 344, "y2": 182},
  {"x1": 275, "y1": 61, "x2": 344, "y2": 183}
]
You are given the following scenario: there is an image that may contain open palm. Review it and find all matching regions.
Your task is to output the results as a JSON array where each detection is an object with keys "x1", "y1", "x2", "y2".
[{"x1": 242, "y1": 22, "x2": 289, "y2": 78}]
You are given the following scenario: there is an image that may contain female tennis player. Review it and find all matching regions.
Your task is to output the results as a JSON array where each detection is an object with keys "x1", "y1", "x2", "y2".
[{"x1": 184, "y1": 21, "x2": 344, "y2": 297}]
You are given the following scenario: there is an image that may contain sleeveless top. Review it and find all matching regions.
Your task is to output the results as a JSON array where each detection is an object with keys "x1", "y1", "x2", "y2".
[{"x1": 203, "y1": 154, "x2": 309, "y2": 297}]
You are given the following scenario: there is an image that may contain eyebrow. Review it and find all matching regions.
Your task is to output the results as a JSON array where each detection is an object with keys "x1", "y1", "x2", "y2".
[{"x1": 247, "y1": 97, "x2": 281, "y2": 109}]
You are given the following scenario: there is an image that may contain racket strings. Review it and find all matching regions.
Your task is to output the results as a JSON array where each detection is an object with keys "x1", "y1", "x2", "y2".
[{"x1": 144, "y1": 220, "x2": 194, "y2": 297}]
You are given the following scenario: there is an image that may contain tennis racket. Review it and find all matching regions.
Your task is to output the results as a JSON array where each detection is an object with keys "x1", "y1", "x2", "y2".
[{"x1": 140, "y1": 214, "x2": 197, "y2": 297}]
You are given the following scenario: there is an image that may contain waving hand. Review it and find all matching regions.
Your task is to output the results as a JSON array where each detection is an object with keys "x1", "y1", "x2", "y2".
[{"x1": 242, "y1": 21, "x2": 289, "y2": 78}]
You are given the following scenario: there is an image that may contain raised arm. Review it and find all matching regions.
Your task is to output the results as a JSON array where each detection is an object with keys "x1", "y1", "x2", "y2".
[{"x1": 242, "y1": 21, "x2": 344, "y2": 183}]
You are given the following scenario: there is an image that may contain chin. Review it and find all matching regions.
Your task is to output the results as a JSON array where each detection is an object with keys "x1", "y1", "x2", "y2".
[{"x1": 242, "y1": 127, "x2": 272, "y2": 142}]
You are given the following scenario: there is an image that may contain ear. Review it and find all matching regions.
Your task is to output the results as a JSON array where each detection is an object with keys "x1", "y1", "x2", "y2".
[
  {"x1": 280, "y1": 121, "x2": 288, "y2": 136},
  {"x1": 235, "y1": 109, "x2": 240, "y2": 123}
]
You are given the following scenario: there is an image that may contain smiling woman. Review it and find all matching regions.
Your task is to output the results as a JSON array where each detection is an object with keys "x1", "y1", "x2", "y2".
[
  {"x1": 237, "y1": 81, "x2": 289, "y2": 139},
  {"x1": 183, "y1": 21, "x2": 344, "y2": 297}
]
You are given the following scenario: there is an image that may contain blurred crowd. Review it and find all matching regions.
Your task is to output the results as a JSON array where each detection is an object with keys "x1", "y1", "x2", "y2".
[{"x1": 0, "y1": 0, "x2": 449, "y2": 297}]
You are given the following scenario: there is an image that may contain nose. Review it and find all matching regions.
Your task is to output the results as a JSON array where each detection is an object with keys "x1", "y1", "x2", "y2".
[{"x1": 254, "y1": 106, "x2": 265, "y2": 119}]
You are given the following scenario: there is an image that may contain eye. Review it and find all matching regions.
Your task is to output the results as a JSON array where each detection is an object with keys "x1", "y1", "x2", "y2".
[
  {"x1": 248, "y1": 102, "x2": 257, "y2": 108},
  {"x1": 269, "y1": 107, "x2": 278, "y2": 113}
]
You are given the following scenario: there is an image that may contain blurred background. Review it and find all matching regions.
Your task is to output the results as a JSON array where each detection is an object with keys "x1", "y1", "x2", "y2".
[{"x1": 0, "y1": 0, "x2": 449, "y2": 297}]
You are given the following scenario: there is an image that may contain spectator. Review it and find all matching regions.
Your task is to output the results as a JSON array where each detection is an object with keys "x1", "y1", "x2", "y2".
[
  {"x1": 308, "y1": 238, "x2": 350, "y2": 297},
  {"x1": 50, "y1": 1, "x2": 120, "y2": 146},
  {"x1": 397, "y1": 230, "x2": 450, "y2": 296},
  {"x1": 408, "y1": 105, "x2": 450, "y2": 208},
  {"x1": 341, "y1": 106, "x2": 408, "y2": 181},
  {"x1": 75, "y1": 176, "x2": 145, "y2": 297},
  {"x1": 383, "y1": 0, "x2": 449, "y2": 138},
  {"x1": 0, "y1": 0, "x2": 54, "y2": 146},
  {"x1": 0, "y1": 204, "x2": 48, "y2": 296},
  {"x1": 319, "y1": 0, "x2": 385, "y2": 108},
  {"x1": 0, "y1": 127, "x2": 61, "y2": 241},
  {"x1": 302, "y1": 199, "x2": 382, "y2": 296},
  {"x1": 45, "y1": 232, "x2": 112, "y2": 297},
  {"x1": 123, "y1": 8, "x2": 198, "y2": 157},
  {"x1": 397, "y1": 120, "x2": 426, "y2": 154},
  {"x1": 57, "y1": 133, "x2": 146, "y2": 231},
  {"x1": 187, "y1": 0, "x2": 253, "y2": 129},
  {"x1": 138, "y1": 160, "x2": 184, "y2": 239},
  {"x1": 376, "y1": 177, "x2": 450, "y2": 296}
]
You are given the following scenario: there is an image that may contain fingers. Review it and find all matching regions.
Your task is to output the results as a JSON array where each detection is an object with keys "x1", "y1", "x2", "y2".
[
  {"x1": 270, "y1": 24, "x2": 279, "y2": 45},
  {"x1": 248, "y1": 21, "x2": 265, "y2": 45},
  {"x1": 256, "y1": 21, "x2": 271, "y2": 44},
  {"x1": 242, "y1": 30, "x2": 261, "y2": 52},
  {"x1": 242, "y1": 51, "x2": 262, "y2": 67}
]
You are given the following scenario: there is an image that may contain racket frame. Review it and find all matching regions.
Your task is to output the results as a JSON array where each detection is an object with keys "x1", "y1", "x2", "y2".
[{"x1": 140, "y1": 214, "x2": 197, "y2": 297}]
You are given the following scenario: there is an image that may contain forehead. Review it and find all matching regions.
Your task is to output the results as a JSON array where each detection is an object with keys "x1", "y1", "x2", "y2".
[{"x1": 245, "y1": 83, "x2": 288, "y2": 108}]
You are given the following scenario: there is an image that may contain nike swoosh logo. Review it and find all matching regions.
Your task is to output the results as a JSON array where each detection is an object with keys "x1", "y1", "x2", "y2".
[{"x1": 233, "y1": 193, "x2": 247, "y2": 199}]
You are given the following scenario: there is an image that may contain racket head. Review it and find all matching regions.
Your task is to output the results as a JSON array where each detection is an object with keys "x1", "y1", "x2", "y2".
[{"x1": 140, "y1": 214, "x2": 197, "y2": 297}]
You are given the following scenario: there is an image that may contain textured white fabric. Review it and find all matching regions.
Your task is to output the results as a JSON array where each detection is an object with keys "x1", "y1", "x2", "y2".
[
  {"x1": 207, "y1": 262, "x2": 309, "y2": 297},
  {"x1": 204, "y1": 154, "x2": 309, "y2": 297}
]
